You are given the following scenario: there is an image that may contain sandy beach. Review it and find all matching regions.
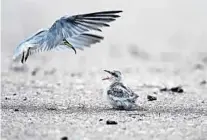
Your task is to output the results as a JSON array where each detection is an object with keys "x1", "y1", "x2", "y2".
[{"x1": 1, "y1": 0, "x2": 207, "y2": 140}]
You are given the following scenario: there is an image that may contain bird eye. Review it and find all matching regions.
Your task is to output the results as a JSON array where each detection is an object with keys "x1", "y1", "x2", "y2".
[{"x1": 113, "y1": 73, "x2": 118, "y2": 77}]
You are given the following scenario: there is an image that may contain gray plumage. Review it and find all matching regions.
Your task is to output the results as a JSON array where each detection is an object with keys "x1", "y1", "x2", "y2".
[
  {"x1": 13, "y1": 10, "x2": 123, "y2": 63},
  {"x1": 103, "y1": 70, "x2": 139, "y2": 110}
]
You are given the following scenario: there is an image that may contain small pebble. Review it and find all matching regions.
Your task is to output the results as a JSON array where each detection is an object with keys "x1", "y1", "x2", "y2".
[
  {"x1": 160, "y1": 87, "x2": 168, "y2": 92},
  {"x1": 106, "y1": 120, "x2": 118, "y2": 125},
  {"x1": 171, "y1": 86, "x2": 184, "y2": 93},
  {"x1": 23, "y1": 97, "x2": 27, "y2": 101},
  {"x1": 147, "y1": 95, "x2": 157, "y2": 101},
  {"x1": 61, "y1": 136, "x2": 68, "y2": 140},
  {"x1": 5, "y1": 97, "x2": 10, "y2": 100},
  {"x1": 99, "y1": 119, "x2": 103, "y2": 121},
  {"x1": 131, "y1": 116, "x2": 136, "y2": 119},
  {"x1": 160, "y1": 86, "x2": 184, "y2": 93},
  {"x1": 13, "y1": 93, "x2": 17, "y2": 96},
  {"x1": 47, "y1": 107, "x2": 57, "y2": 111},
  {"x1": 14, "y1": 109, "x2": 19, "y2": 112}
]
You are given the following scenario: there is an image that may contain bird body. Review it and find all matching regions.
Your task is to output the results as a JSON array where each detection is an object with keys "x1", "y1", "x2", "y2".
[
  {"x1": 102, "y1": 70, "x2": 139, "y2": 110},
  {"x1": 13, "y1": 10, "x2": 123, "y2": 63}
]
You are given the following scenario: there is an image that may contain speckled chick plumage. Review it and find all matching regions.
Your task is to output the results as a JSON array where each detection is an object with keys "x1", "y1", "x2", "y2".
[{"x1": 102, "y1": 70, "x2": 139, "y2": 110}]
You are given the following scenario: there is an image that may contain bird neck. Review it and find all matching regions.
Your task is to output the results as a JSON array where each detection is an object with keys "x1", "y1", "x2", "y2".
[{"x1": 110, "y1": 79, "x2": 122, "y2": 86}]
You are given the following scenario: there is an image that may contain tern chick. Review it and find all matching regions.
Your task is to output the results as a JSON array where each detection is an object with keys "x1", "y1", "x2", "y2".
[{"x1": 102, "y1": 70, "x2": 139, "y2": 110}]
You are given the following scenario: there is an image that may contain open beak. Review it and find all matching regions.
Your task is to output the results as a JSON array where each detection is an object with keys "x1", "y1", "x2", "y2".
[
  {"x1": 102, "y1": 70, "x2": 112, "y2": 80},
  {"x1": 102, "y1": 77, "x2": 110, "y2": 80},
  {"x1": 104, "y1": 70, "x2": 112, "y2": 74}
]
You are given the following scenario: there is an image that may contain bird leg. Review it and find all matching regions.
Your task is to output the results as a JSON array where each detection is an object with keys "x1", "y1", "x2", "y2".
[
  {"x1": 21, "y1": 52, "x2": 25, "y2": 64},
  {"x1": 63, "y1": 39, "x2": 76, "y2": 54},
  {"x1": 25, "y1": 47, "x2": 30, "y2": 62}
]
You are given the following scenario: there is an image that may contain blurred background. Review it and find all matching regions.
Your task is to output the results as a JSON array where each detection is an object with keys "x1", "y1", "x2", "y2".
[{"x1": 1, "y1": 0, "x2": 207, "y2": 72}]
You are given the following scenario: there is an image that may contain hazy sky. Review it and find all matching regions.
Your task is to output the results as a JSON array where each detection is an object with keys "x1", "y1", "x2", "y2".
[{"x1": 2, "y1": 0, "x2": 207, "y2": 55}]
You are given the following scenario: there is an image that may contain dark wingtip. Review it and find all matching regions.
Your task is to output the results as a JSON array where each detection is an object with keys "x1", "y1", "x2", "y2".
[
  {"x1": 82, "y1": 10, "x2": 123, "y2": 17},
  {"x1": 104, "y1": 10, "x2": 123, "y2": 13},
  {"x1": 109, "y1": 10, "x2": 123, "y2": 14},
  {"x1": 115, "y1": 10, "x2": 123, "y2": 13}
]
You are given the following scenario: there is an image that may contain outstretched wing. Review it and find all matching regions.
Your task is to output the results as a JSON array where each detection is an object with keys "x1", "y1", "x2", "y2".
[
  {"x1": 15, "y1": 10, "x2": 122, "y2": 62},
  {"x1": 29, "y1": 33, "x2": 104, "y2": 56},
  {"x1": 29, "y1": 10, "x2": 122, "y2": 55},
  {"x1": 48, "y1": 10, "x2": 122, "y2": 48},
  {"x1": 53, "y1": 33, "x2": 104, "y2": 51}
]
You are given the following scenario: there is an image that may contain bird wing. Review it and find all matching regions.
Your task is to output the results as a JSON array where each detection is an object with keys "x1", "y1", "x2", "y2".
[
  {"x1": 108, "y1": 83, "x2": 139, "y2": 102},
  {"x1": 27, "y1": 10, "x2": 122, "y2": 56},
  {"x1": 53, "y1": 33, "x2": 104, "y2": 52},
  {"x1": 28, "y1": 33, "x2": 104, "y2": 56},
  {"x1": 49, "y1": 10, "x2": 122, "y2": 37},
  {"x1": 47, "y1": 10, "x2": 122, "y2": 49}
]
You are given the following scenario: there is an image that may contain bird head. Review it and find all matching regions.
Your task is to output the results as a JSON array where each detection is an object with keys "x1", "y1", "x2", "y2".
[{"x1": 102, "y1": 70, "x2": 122, "y2": 82}]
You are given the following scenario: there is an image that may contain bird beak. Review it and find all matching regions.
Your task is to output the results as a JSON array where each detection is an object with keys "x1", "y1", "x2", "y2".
[
  {"x1": 63, "y1": 39, "x2": 77, "y2": 54},
  {"x1": 104, "y1": 70, "x2": 112, "y2": 74},
  {"x1": 71, "y1": 46, "x2": 77, "y2": 54},
  {"x1": 102, "y1": 77, "x2": 110, "y2": 80},
  {"x1": 102, "y1": 70, "x2": 112, "y2": 80}
]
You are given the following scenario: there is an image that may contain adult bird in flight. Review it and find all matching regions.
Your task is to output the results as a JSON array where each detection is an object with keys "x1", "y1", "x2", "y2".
[{"x1": 13, "y1": 10, "x2": 123, "y2": 63}]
